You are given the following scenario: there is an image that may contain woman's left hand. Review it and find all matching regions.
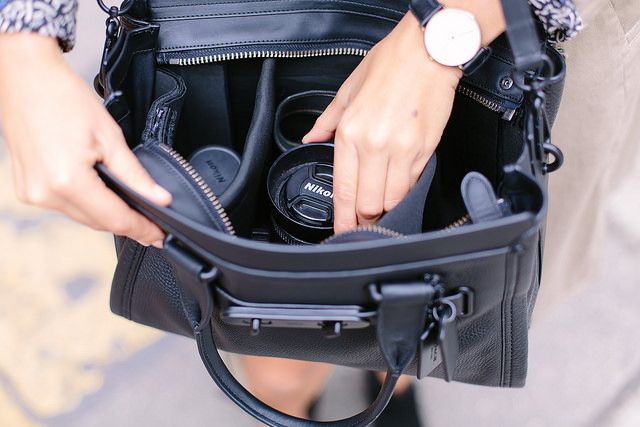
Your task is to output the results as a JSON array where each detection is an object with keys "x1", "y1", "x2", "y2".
[{"x1": 302, "y1": 12, "x2": 462, "y2": 234}]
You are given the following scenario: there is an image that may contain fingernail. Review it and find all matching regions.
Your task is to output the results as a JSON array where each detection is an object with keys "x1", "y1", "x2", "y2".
[
  {"x1": 152, "y1": 240, "x2": 164, "y2": 249},
  {"x1": 154, "y1": 185, "x2": 171, "y2": 202},
  {"x1": 301, "y1": 133, "x2": 310, "y2": 143},
  {"x1": 137, "y1": 240, "x2": 150, "y2": 247}
]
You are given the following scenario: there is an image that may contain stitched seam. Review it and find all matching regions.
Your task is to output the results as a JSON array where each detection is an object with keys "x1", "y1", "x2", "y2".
[
  {"x1": 507, "y1": 252, "x2": 518, "y2": 387},
  {"x1": 126, "y1": 246, "x2": 148, "y2": 320},
  {"x1": 151, "y1": 0, "x2": 404, "y2": 16},
  {"x1": 144, "y1": 70, "x2": 187, "y2": 139},
  {"x1": 500, "y1": 252, "x2": 510, "y2": 386},
  {"x1": 159, "y1": 37, "x2": 375, "y2": 51},
  {"x1": 119, "y1": 241, "x2": 145, "y2": 319},
  {"x1": 152, "y1": 8, "x2": 400, "y2": 21},
  {"x1": 463, "y1": 51, "x2": 522, "y2": 103},
  {"x1": 152, "y1": 72, "x2": 186, "y2": 105},
  {"x1": 119, "y1": 241, "x2": 137, "y2": 318}
]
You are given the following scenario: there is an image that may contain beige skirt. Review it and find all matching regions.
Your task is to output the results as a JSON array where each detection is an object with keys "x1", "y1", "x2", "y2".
[{"x1": 539, "y1": 0, "x2": 640, "y2": 311}]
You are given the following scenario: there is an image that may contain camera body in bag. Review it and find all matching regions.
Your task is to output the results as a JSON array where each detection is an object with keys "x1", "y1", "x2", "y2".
[{"x1": 94, "y1": 0, "x2": 566, "y2": 425}]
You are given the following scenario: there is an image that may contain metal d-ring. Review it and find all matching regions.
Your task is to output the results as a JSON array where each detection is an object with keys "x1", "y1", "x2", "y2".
[
  {"x1": 97, "y1": 0, "x2": 134, "y2": 16},
  {"x1": 542, "y1": 142, "x2": 564, "y2": 173},
  {"x1": 513, "y1": 53, "x2": 556, "y2": 93},
  {"x1": 432, "y1": 299, "x2": 457, "y2": 323}
]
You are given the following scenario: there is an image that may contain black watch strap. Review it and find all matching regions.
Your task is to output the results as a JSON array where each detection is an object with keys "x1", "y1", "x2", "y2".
[
  {"x1": 409, "y1": 0, "x2": 442, "y2": 27},
  {"x1": 462, "y1": 47, "x2": 492, "y2": 76}
]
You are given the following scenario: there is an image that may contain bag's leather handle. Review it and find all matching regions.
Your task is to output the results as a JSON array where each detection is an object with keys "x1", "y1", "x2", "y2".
[
  {"x1": 196, "y1": 325, "x2": 399, "y2": 427},
  {"x1": 192, "y1": 281, "x2": 434, "y2": 427},
  {"x1": 95, "y1": 2, "x2": 546, "y2": 427}
]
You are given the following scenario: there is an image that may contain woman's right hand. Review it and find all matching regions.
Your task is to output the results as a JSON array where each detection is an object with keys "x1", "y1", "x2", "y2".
[{"x1": 0, "y1": 33, "x2": 172, "y2": 247}]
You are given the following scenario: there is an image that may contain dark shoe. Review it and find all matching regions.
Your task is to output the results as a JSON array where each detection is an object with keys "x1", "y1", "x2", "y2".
[{"x1": 366, "y1": 371, "x2": 423, "y2": 427}]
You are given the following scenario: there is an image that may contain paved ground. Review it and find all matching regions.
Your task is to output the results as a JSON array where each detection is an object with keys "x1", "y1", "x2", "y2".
[{"x1": 1, "y1": 3, "x2": 639, "y2": 427}]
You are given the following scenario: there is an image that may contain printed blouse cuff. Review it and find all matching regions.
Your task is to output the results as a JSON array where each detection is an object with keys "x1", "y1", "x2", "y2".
[
  {"x1": 0, "y1": 0, "x2": 78, "y2": 52},
  {"x1": 529, "y1": 0, "x2": 584, "y2": 42}
]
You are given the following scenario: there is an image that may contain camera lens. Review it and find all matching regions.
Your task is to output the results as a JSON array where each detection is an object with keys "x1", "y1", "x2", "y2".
[
  {"x1": 267, "y1": 143, "x2": 334, "y2": 244},
  {"x1": 274, "y1": 91, "x2": 335, "y2": 152}
]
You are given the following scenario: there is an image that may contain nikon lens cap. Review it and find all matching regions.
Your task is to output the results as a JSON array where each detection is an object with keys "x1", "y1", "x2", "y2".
[
  {"x1": 267, "y1": 144, "x2": 334, "y2": 244},
  {"x1": 189, "y1": 146, "x2": 241, "y2": 196}
]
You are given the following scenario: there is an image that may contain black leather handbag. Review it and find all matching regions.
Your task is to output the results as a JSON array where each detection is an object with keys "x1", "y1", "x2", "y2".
[{"x1": 94, "y1": 0, "x2": 566, "y2": 425}]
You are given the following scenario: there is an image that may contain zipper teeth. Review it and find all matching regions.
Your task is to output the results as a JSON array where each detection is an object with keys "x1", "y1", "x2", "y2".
[
  {"x1": 351, "y1": 224, "x2": 403, "y2": 237},
  {"x1": 456, "y1": 85, "x2": 504, "y2": 113},
  {"x1": 322, "y1": 214, "x2": 472, "y2": 243},
  {"x1": 159, "y1": 143, "x2": 235, "y2": 235},
  {"x1": 443, "y1": 214, "x2": 471, "y2": 231},
  {"x1": 322, "y1": 224, "x2": 403, "y2": 243},
  {"x1": 170, "y1": 48, "x2": 515, "y2": 117},
  {"x1": 170, "y1": 47, "x2": 369, "y2": 66}
]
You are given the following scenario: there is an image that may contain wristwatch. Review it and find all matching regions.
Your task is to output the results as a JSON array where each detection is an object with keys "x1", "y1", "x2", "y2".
[{"x1": 409, "y1": 0, "x2": 491, "y2": 74}]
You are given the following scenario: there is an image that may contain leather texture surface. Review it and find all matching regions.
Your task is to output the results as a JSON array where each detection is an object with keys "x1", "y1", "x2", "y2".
[
  {"x1": 148, "y1": 0, "x2": 406, "y2": 57},
  {"x1": 97, "y1": 2, "x2": 567, "y2": 424}
]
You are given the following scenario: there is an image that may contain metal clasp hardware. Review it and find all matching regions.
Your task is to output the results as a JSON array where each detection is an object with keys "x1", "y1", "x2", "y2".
[
  {"x1": 95, "y1": 1, "x2": 135, "y2": 95},
  {"x1": 440, "y1": 286, "x2": 474, "y2": 318},
  {"x1": 417, "y1": 286, "x2": 475, "y2": 381},
  {"x1": 97, "y1": 0, "x2": 134, "y2": 16},
  {"x1": 512, "y1": 53, "x2": 565, "y2": 175},
  {"x1": 97, "y1": 0, "x2": 130, "y2": 56}
]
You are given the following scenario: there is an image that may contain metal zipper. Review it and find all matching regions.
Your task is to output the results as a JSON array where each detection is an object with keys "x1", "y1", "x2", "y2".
[
  {"x1": 440, "y1": 196, "x2": 510, "y2": 232},
  {"x1": 166, "y1": 48, "x2": 518, "y2": 120},
  {"x1": 167, "y1": 47, "x2": 369, "y2": 66},
  {"x1": 456, "y1": 85, "x2": 516, "y2": 120},
  {"x1": 322, "y1": 224, "x2": 403, "y2": 243},
  {"x1": 322, "y1": 213, "x2": 473, "y2": 242},
  {"x1": 443, "y1": 214, "x2": 471, "y2": 231},
  {"x1": 158, "y1": 143, "x2": 236, "y2": 235}
]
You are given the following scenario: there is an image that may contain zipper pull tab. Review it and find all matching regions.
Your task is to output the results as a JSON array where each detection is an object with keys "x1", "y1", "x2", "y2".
[
  {"x1": 461, "y1": 172, "x2": 511, "y2": 224},
  {"x1": 434, "y1": 300, "x2": 459, "y2": 382},
  {"x1": 417, "y1": 321, "x2": 441, "y2": 379}
]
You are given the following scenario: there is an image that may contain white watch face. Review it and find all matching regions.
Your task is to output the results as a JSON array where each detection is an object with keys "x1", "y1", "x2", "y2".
[{"x1": 424, "y1": 8, "x2": 482, "y2": 67}]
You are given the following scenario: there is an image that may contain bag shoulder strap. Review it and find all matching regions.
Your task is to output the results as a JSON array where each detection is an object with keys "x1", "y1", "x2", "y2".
[{"x1": 500, "y1": 0, "x2": 544, "y2": 71}]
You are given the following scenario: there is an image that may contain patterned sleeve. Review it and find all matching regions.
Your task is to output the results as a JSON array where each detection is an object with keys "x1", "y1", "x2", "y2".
[
  {"x1": 529, "y1": 0, "x2": 584, "y2": 42},
  {"x1": 0, "y1": 0, "x2": 78, "y2": 52}
]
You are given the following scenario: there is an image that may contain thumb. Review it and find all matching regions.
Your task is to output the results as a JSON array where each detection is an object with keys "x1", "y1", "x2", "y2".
[
  {"x1": 99, "y1": 126, "x2": 172, "y2": 206},
  {"x1": 302, "y1": 96, "x2": 344, "y2": 143}
]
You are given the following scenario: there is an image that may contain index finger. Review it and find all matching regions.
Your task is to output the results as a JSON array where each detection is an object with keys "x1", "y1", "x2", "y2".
[{"x1": 332, "y1": 130, "x2": 358, "y2": 234}]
